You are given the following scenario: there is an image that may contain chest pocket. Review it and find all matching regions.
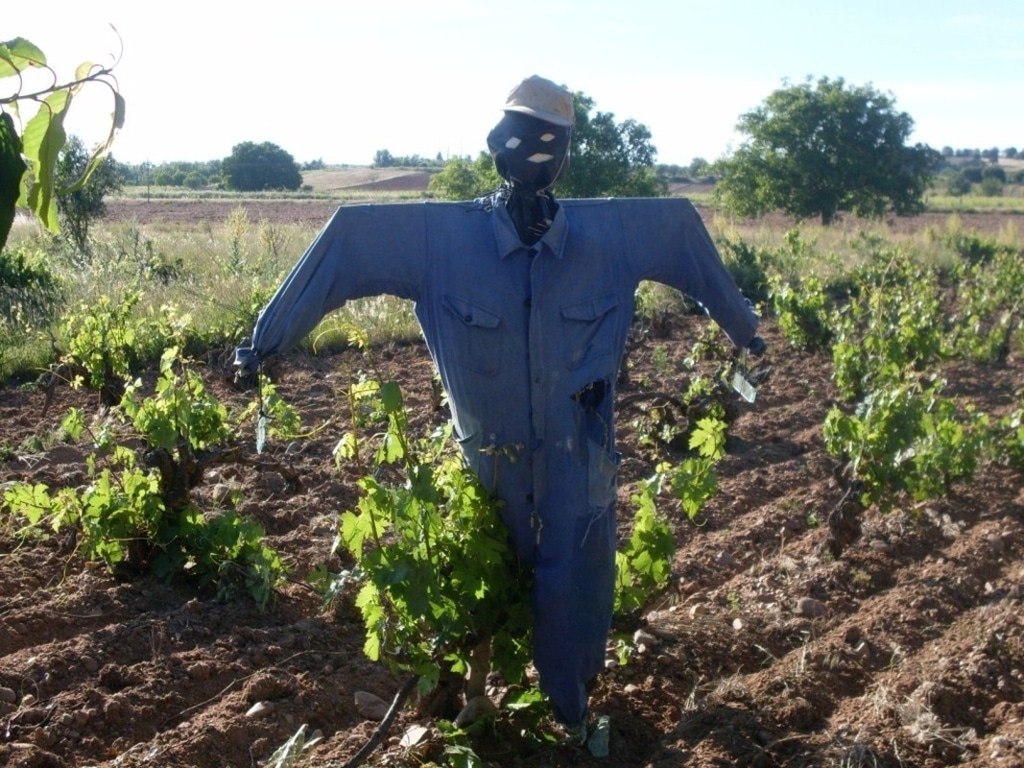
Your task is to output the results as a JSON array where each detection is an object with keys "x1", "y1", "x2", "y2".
[
  {"x1": 442, "y1": 294, "x2": 504, "y2": 377},
  {"x1": 560, "y1": 293, "x2": 619, "y2": 370}
]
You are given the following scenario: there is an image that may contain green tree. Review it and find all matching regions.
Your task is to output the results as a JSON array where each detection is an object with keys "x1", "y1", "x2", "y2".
[
  {"x1": 688, "y1": 157, "x2": 711, "y2": 179},
  {"x1": 961, "y1": 165, "x2": 984, "y2": 184},
  {"x1": 979, "y1": 176, "x2": 1004, "y2": 197},
  {"x1": 131, "y1": 160, "x2": 220, "y2": 188},
  {"x1": 222, "y1": 141, "x2": 302, "y2": 191},
  {"x1": 427, "y1": 152, "x2": 500, "y2": 200},
  {"x1": 558, "y1": 91, "x2": 666, "y2": 198},
  {"x1": 713, "y1": 76, "x2": 939, "y2": 225},
  {"x1": 182, "y1": 172, "x2": 204, "y2": 190},
  {"x1": 982, "y1": 165, "x2": 1007, "y2": 183},
  {"x1": 945, "y1": 172, "x2": 971, "y2": 197},
  {"x1": 0, "y1": 36, "x2": 124, "y2": 251},
  {"x1": 55, "y1": 135, "x2": 124, "y2": 252}
]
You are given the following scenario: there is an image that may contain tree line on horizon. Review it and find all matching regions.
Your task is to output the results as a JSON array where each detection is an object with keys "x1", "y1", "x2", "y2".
[
  {"x1": 8, "y1": 51, "x2": 1024, "y2": 260},
  {"x1": 111, "y1": 78, "x2": 1023, "y2": 228},
  {"x1": 109, "y1": 144, "x2": 1024, "y2": 200}
]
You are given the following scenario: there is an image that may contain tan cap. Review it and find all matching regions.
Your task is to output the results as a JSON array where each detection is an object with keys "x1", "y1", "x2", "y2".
[{"x1": 502, "y1": 75, "x2": 575, "y2": 128}]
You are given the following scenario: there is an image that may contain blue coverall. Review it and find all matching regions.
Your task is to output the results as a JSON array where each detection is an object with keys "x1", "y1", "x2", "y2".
[{"x1": 235, "y1": 195, "x2": 759, "y2": 725}]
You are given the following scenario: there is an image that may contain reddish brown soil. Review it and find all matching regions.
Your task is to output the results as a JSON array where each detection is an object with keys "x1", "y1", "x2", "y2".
[{"x1": 2, "y1": 203, "x2": 1023, "y2": 768}]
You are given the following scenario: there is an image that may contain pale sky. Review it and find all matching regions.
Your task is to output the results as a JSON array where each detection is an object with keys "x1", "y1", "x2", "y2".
[{"x1": 6, "y1": 1, "x2": 1023, "y2": 167}]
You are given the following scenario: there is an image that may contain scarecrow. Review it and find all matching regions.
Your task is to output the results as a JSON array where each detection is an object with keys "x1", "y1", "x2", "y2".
[{"x1": 236, "y1": 75, "x2": 764, "y2": 751}]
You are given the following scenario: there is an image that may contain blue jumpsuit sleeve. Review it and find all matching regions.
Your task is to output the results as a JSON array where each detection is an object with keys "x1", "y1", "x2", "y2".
[
  {"x1": 621, "y1": 198, "x2": 759, "y2": 348},
  {"x1": 247, "y1": 204, "x2": 428, "y2": 359}
]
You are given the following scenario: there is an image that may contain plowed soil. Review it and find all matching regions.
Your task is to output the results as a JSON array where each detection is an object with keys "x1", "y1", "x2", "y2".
[{"x1": 1, "y1": 203, "x2": 1023, "y2": 768}]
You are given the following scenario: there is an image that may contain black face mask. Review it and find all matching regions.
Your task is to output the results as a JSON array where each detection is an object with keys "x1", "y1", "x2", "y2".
[{"x1": 487, "y1": 111, "x2": 571, "y2": 194}]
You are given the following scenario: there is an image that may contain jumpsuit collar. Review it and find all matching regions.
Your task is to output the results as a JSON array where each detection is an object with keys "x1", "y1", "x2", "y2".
[{"x1": 492, "y1": 200, "x2": 568, "y2": 260}]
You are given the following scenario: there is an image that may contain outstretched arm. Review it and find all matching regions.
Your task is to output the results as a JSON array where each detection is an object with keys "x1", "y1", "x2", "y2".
[
  {"x1": 612, "y1": 197, "x2": 762, "y2": 349},
  {"x1": 235, "y1": 204, "x2": 428, "y2": 371}
]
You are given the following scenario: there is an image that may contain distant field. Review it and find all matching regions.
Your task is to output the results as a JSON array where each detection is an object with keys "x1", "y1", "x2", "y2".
[{"x1": 301, "y1": 167, "x2": 433, "y2": 193}]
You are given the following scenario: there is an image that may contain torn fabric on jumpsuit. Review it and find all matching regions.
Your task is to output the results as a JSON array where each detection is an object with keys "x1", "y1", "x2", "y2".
[{"x1": 235, "y1": 195, "x2": 760, "y2": 725}]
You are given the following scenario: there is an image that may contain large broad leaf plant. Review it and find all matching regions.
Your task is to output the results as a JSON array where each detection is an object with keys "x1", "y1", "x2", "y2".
[{"x1": 0, "y1": 34, "x2": 125, "y2": 249}]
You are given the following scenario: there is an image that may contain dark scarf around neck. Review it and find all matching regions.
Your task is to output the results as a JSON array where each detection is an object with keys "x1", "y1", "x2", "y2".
[{"x1": 496, "y1": 182, "x2": 560, "y2": 246}]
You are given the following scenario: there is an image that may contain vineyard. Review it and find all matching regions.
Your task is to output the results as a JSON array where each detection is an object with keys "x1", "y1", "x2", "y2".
[{"x1": 1, "y1": 202, "x2": 1023, "y2": 768}]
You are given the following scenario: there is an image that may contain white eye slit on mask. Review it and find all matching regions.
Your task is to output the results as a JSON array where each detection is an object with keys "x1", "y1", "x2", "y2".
[
  {"x1": 540, "y1": 132, "x2": 556, "y2": 142},
  {"x1": 505, "y1": 137, "x2": 522, "y2": 149},
  {"x1": 527, "y1": 153, "x2": 554, "y2": 164}
]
